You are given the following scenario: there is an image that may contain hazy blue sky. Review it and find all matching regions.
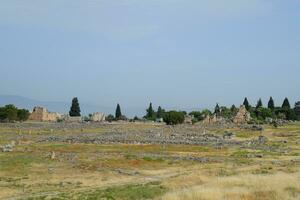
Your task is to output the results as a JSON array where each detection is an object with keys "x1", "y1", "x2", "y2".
[{"x1": 0, "y1": 0, "x2": 299, "y2": 113}]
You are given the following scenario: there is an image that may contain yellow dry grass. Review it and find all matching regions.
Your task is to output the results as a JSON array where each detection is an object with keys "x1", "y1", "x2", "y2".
[
  {"x1": 161, "y1": 172, "x2": 300, "y2": 200},
  {"x1": 0, "y1": 122, "x2": 299, "y2": 199}
]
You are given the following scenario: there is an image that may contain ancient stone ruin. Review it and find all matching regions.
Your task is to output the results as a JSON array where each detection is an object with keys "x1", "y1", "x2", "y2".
[
  {"x1": 184, "y1": 115, "x2": 194, "y2": 124},
  {"x1": 90, "y1": 112, "x2": 106, "y2": 122},
  {"x1": 233, "y1": 105, "x2": 251, "y2": 124},
  {"x1": 202, "y1": 114, "x2": 220, "y2": 124},
  {"x1": 29, "y1": 107, "x2": 62, "y2": 122}
]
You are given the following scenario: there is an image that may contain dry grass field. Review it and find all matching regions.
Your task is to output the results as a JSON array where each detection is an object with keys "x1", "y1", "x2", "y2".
[{"x1": 0, "y1": 122, "x2": 299, "y2": 200}]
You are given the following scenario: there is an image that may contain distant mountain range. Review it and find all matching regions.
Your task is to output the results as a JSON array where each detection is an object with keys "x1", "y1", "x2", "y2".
[{"x1": 0, "y1": 95, "x2": 114, "y2": 116}]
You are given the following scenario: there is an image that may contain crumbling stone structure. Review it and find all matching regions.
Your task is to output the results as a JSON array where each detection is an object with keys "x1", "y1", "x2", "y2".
[
  {"x1": 184, "y1": 115, "x2": 193, "y2": 124},
  {"x1": 29, "y1": 107, "x2": 62, "y2": 122},
  {"x1": 90, "y1": 112, "x2": 106, "y2": 122},
  {"x1": 233, "y1": 105, "x2": 251, "y2": 124},
  {"x1": 202, "y1": 114, "x2": 219, "y2": 124}
]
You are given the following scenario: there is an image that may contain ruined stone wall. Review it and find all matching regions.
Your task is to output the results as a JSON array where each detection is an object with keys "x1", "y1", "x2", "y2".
[
  {"x1": 29, "y1": 107, "x2": 62, "y2": 122},
  {"x1": 90, "y1": 112, "x2": 106, "y2": 122},
  {"x1": 233, "y1": 105, "x2": 251, "y2": 124}
]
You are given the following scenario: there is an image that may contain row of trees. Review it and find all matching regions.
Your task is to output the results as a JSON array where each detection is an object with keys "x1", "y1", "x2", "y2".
[
  {"x1": 0, "y1": 105, "x2": 30, "y2": 122},
  {"x1": 144, "y1": 103, "x2": 165, "y2": 120},
  {"x1": 69, "y1": 98, "x2": 127, "y2": 121},
  {"x1": 142, "y1": 97, "x2": 300, "y2": 125},
  {"x1": 144, "y1": 103, "x2": 185, "y2": 125},
  {"x1": 67, "y1": 97, "x2": 300, "y2": 124},
  {"x1": 242, "y1": 97, "x2": 299, "y2": 121},
  {"x1": 1, "y1": 96, "x2": 299, "y2": 124}
]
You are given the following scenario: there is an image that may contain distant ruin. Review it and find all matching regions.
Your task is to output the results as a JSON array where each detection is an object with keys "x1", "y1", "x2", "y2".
[
  {"x1": 90, "y1": 112, "x2": 106, "y2": 122},
  {"x1": 29, "y1": 107, "x2": 62, "y2": 122},
  {"x1": 233, "y1": 105, "x2": 251, "y2": 124},
  {"x1": 202, "y1": 114, "x2": 221, "y2": 124}
]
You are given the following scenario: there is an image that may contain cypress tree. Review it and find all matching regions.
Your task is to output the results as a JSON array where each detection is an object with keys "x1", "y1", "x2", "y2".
[
  {"x1": 115, "y1": 104, "x2": 122, "y2": 120},
  {"x1": 294, "y1": 101, "x2": 300, "y2": 120},
  {"x1": 282, "y1": 98, "x2": 291, "y2": 109},
  {"x1": 157, "y1": 106, "x2": 164, "y2": 119},
  {"x1": 231, "y1": 104, "x2": 238, "y2": 115},
  {"x1": 256, "y1": 98, "x2": 263, "y2": 109},
  {"x1": 268, "y1": 97, "x2": 275, "y2": 110},
  {"x1": 214, "y1": 103, "x2": 220, "y2": 116},
  {"x1": 69, "y1": 97, "x2": 81, "y2": 117},
  {"x1": 231, "y1": 104, "x2": 236, "y2": 112},
  {"x1": 243, "y1": 97, "x2": 250, "y2": 110},
  {"x1": 146, "y1": 103, "x2": 155, "y2": 120}
]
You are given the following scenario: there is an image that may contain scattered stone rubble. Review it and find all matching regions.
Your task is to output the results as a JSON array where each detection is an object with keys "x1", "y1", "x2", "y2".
[
  {"x1": 38, "y1": 128, "x2": 243, "y2": 147},
  {"x1": 0, "y1": 122, "x2": 275, "y2": 152},
  {"x1": 0, "y1": 142, "x2": 15, "y2": 152}
]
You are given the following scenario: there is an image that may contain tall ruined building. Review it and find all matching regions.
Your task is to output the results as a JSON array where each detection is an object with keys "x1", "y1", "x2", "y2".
[{"x1": 233, "y1": 105, "x2": 251, "y2": 124}]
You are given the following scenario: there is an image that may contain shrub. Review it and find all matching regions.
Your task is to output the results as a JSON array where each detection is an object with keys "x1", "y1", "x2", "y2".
[
  {"x1": 255, "y1": 107, "x2": 274, "y2": 120},
  {"x1": 17, "y1": 109, "x2": 30, "y2": 121},
  {"x1": 106, "y1": 114, "x2": 115, "y2": 122},
  {"x1": 295, "y1": 101, "x2": 300, "y2": 120},
  {"x1": 163, "y1": 111, "x2": 185, "y2": 125},
  {"x1": 189, "y1": 111, "x2": 203, "y2": 121},
  {"x1": 0, "y1": 104, "x2": 30, "y2": 122}
]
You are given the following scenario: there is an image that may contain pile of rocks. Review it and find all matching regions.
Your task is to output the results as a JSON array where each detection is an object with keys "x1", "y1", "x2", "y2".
[
  {"x1": 0, "y1": 143, "x2": 14, "y2": 152},
  {"x1": 38, "y1": 128, "x2": 243, "y2": 147}
]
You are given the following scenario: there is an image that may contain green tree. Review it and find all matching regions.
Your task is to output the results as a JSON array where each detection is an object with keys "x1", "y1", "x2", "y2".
[
  {"x1": 0, "y1": 104, "x2": 30, "y2": 122},
  {"x1": 214, "y1": 103, "x2": 220, "y2": 116},
  {"x1": 157, "y1": 106, "x2": 165, "y2": 119},
  {"x1": 163, "y1": 111, "x2": 185, "y2": 125},
  {"x1": 220, "y1": 106, "x2": 234, "y2": 119},
  {"x1": 189, "y1": 111, "x2": 203, "y2": 121},
  {"x1": 4, "y1": 104, "x2": 18, "y2": 122},
  {"x1": 106, "y1": 114, "x2": 115, "y2": 122},
  {"x1": 146, "y1": 103, "x2": 155, "y2": 120},
  {"x1": 282, "y1": 98, "x2": 291, "y2": 109},
  {"x1": 231, "y1": 104, "x2": 236, "y2": 112},
  {"x1": 295, "y1": 101, "x2": 300, "y2": 120},
  {"x1": 243, "y1": 97, "x2": 250, "y2": 110},
  {"x1": 286, "y1": 109, "x2": 297, "y2": 120},
  {"x1": 17, "y1": 109, "x2": 30, "y2": 121},
  {"x1": 230, "y1": 105, "x2": 238, "y2": 115},
  {"x1": 268, "y1": 97, "x2": 275, "y2": 110},
  {"x1": 255, "y1": 107, "x2": 273, "y2": 120},
  {"x1": 202, "y1": 109, "x2": 212, "y2": 117},
  {"x1": 0, "y1": 107, "x2": 6, "y2": 121},
  {"x1": 69, "y1": 97, "x2": 81, "y2": 117},
  {"x1": 256, "y1": 98, "x2": 263, "y2": 109},
  {"x1": 115, "y1": 104, "x2": 122, "y2": 120}
]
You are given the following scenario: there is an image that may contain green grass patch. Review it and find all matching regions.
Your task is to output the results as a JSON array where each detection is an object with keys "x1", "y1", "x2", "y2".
[
  {"x1": 231, "y1": 150, "x2": 251, "y2": 158},
  {"x1": 142, "y1": 156, "x2": 164, "y2": 162},
  {"x1": 0, "y1": 153, "x2": 44, "y2": 173},
  {"x1": 25, "y1": 182, "x2": 166, "y2": 200}
]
